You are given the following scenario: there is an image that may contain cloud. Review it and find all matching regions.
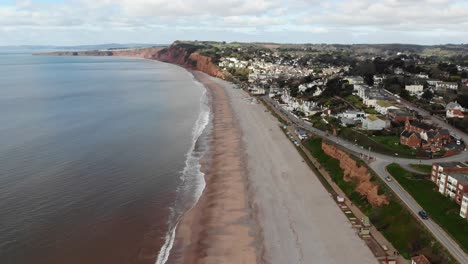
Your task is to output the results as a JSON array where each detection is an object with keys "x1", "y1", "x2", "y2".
[{"x1": 0, "y1": 0, "x2": 468, "y2": 45}]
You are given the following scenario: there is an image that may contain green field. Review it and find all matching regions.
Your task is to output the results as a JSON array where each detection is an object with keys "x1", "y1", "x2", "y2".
[
  {"x1": 386, "y1": 164, "x2": 468, "y2": 253},
  {"x1": 305, "y1": 138, "x2": 454, "y2": 263}
]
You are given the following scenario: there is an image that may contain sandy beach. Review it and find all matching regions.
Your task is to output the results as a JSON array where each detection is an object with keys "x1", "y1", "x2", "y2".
[
  {"x1": 167, "y1": 71, "x2": 261, "y2": 264},
  {"x1": 169, "y1": 71, "x2": 378, "y2": 263}
]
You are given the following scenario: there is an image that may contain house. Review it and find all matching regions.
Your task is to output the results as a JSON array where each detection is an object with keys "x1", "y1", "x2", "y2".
[
  {"x1": 427, "y1": 79, "x2": 442, "y2": 87},
  {"x1": 338, "y1": 110, "x2": 365, "y2": 119},
  {"x1": 388, "y1": 109, "x2": 415, "y2": 123},
  {"x1": 400, "y1": 120, "x2": 452, "y2": 151},
  {"x1": 400, "y1": 130, "x2": 421, "y2": 148},
  {"x1": 373, "y1": 75, "x2": 385, "y2": 85},
  {"x1": 436, "y1": 82, "x2": 458, "y2": 91},
  {"x1": 344, "y1": 76, "x2": 364, "y2": 85},
  {"x1": 405, "y1": 84, "x2": 424, "y2": 95},
  {"x1": 411, "y1": 255, "x2": 431, "y2": 264},
  {"x1": 360, "y1": 88, "x2": 391, "y2": 107},
  {"x1": 362, "y1": 115, "x2": 389, "y2": 130},
  {"x1": 432, "y1": 162, "x2": 468, "y2": 219},
  {"x1": 338, "y1": 110, "x2": 365, "y2": 127},
  {"x1": 446, "y1": 101, "x2": 465, "y2": 119},
  {"x1": 404, "y1": 120, "x2": 437, "y2": 134},
  {"x1": 375, "y1": 100, "x2": 399, "y2": 115}
]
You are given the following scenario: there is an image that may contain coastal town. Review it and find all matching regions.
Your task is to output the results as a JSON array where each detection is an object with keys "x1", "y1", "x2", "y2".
[
  {"x1": 209, "y1": 41, "x2": 468, "y2": 264},
  {"x1": 43, "y1": 41, "x2": 468, "y2": 264}
]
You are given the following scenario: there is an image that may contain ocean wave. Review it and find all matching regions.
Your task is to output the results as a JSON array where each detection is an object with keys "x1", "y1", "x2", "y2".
[{"x1": 155, "y1": 79, "x2": 210, "y2": 264}]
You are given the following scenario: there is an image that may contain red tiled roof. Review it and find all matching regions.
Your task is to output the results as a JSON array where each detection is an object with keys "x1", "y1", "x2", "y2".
[{"x1": 411, "y1": 255, "x2": 431, "y2": 264}]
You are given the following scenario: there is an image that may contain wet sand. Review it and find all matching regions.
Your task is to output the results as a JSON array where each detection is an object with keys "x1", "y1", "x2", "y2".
[
  {"x1": 169, "y1": 71, "x2": 378, "y2": 263},
  {"x1": 167, "y1": 71, "x2": 261, "y2": 264}
]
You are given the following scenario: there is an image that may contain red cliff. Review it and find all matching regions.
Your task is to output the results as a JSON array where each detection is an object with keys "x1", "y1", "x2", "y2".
[
  {"x1": 322, "y1": 142, "x2": 389, "y2": 206},
  {"x1": 154, "y1": 44, "x2": 225, "y2": 78}
]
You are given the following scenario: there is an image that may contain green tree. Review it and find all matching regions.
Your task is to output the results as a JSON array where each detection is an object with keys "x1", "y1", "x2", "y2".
[{"x1": 422, "y1": 90, "x2": 434, "y2": 101}]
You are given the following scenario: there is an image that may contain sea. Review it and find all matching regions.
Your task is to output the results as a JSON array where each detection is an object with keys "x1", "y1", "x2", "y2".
[{"x1": 0, "y1": 50, "x2": 210, "y2": 264}]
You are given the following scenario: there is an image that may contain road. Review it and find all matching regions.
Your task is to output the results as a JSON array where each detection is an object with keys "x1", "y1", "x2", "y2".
[
  {"x1": 371, "y1": 160, "x2": 468, "y2": 264},
  {"x1": 263, "y1": 96, "x2": 468, "y2": 263},
  {"x1": 263, "y1": 96, "x2": 468, "y2": 165}
]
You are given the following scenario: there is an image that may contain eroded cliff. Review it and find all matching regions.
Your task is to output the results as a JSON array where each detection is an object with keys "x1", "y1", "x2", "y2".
[
  {"x1": 322, "y1": 142, "x2": 389, "y2": 206},
  {"x1": 154, "y1": 44, "x2": 225, "y2": 78}
]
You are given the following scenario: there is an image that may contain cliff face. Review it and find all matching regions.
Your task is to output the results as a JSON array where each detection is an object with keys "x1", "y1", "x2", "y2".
[
  {"x1": 322, "y1": 142, "x2": 389, "y2": 206},
  {"x1": 154, "y1": 44, "x2": 225, "y2": 78},
  {"x1": 38, "y1": 42, "x2": 226, "y2": 79}
]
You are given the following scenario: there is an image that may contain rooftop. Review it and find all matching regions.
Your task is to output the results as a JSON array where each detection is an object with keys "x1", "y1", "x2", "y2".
[
  {"x1": 367, "y1": 115, "x2": 379, "y2": 121},
  {"x1": 411, "y1": 255, "x2": 431, "y2": 264},
  {"x1": 438, "y1": 162, "x2": 468, "y2": 169},
  {"x1": 449, "y1": 173, "x2": 468, "y2": 184},
  {"x1": 408, "y1": 120, "x2": 436, "y2": 131}
]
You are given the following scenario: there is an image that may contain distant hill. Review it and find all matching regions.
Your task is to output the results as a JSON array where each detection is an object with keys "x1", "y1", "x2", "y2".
[{"x1": 0, "y1": 43, "x2": 166, "y2": 51}]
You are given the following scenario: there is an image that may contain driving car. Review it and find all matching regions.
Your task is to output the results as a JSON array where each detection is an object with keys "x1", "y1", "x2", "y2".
[{"x1": 418, "y1": 210, "x2": 429, "y2": 220}]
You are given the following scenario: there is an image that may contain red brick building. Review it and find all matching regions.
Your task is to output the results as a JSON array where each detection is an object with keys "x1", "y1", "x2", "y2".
[
  {"x1": 400, "y1": 120, "x2": 452, "y2": 151},
  {"x1": 400, "y1": 131, "x2": 421, "y2": 148}
]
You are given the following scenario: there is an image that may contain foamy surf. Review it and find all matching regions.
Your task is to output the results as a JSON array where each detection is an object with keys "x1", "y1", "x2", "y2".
[{"x1": 155, "y1": 78, "x2": 210, "y2": 264}]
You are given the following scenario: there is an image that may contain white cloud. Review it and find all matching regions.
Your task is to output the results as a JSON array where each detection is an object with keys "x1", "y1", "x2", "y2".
[{"x1": 0, "y1": 0, "x2": 468, "y2": 45}]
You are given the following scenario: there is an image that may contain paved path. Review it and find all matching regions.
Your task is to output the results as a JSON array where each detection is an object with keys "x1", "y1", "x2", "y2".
[{"x1": 263, "y1": 96, "x2": 468, "y2": 264}]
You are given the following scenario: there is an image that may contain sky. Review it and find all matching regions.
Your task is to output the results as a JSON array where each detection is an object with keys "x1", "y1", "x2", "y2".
[{"x1": 1, "y1": 0, "x2": 468, "y2": 45}]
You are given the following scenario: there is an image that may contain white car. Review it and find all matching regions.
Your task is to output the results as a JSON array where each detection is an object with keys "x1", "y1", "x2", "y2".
[{"x1": 385, "y1": 176, "x2": 392, "y2": 182}]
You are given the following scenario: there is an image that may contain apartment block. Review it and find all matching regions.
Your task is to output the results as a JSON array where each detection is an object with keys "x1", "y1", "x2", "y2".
[{"x1": 432, "y1": 162, "x2": 468, "y2": 219}]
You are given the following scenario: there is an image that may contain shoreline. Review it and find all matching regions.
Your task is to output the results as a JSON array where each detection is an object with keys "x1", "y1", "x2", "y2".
[{"x1": 164, "y1": 71, "x2": 262, "y2": 263}]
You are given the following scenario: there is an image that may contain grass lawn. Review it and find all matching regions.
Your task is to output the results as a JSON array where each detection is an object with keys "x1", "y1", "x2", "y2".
[
  {"x1": 372, "y1": 136, "x2": 418, "y2": 156},
  {"x1": 387, "y1": 164, "x2": 468, "y2": 254},
  {"x1": 345, "y1": 95, "x2": 364, "y2": 109},
  {"x1": 409, "y1": 164, "x2": 433, "y2": 174},
  {"x1": 338, "y1": 128, "x2": 417, "y2": 158},
  {"x1": 305, "y1": 138, "x2": 454, "y2": 263}
]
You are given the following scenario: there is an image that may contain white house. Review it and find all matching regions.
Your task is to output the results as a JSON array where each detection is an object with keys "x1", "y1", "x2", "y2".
[
  {"x1": 405, "y1": 84, "x2": 424, "y2": 95},
  {"x1": 339, "y1": 110, "x2": 365, "y2": 119},
  {"x1": 446, "y1": 101, "x2": 465, "y2": 118},
  {"x1": 375, "y1": 100, "x2": 399, "y2": 115},
  {"x1": 344, "y1": 76, "x2": 364, "y2": 85},
  {"x1": 436, "y1": 82, "x2": 458, "y2": 91},
  {"x1": 427, "y1": 79, "x2": 442, "y2": 87},
  {"x1": 362, "y1": 115, "x2": 390, "y2": 130}
]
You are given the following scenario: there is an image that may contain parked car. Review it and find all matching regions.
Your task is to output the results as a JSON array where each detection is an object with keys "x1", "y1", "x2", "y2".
[{"x1": 418, "y1": 210, "x2": 429, "y2": 220}]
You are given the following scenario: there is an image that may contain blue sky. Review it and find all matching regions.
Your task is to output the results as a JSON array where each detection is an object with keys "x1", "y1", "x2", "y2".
[{"x1": 1, "y1": 0, "x2": 468, "y2": 45}]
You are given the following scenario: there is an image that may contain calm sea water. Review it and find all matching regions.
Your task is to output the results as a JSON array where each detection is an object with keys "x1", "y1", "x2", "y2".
[{"x1": 0, "y1": 51, "x2": 207, "y2": 264}]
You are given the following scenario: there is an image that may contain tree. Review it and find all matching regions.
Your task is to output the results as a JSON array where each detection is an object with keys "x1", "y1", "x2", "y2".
[
  {"x1": 399, "y1": 89, "x2": 411, "y2": 100},
  {"x1": 421, "y1": 90, "x2": 434, "y2": 101}
]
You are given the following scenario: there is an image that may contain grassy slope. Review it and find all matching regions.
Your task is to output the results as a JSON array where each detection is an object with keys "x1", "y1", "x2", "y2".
[
  {"x1": 306, "y1": 138, "x2": 454, "y2": 263},
  {"x1": 387, "y1": 164, "x2": 468, "y2": 253},
  {"x1": 409, "y1": 164, "x2": 433, "y2": 174}
]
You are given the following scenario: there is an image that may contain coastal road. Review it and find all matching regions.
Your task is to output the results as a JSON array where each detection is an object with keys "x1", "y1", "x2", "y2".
[
  {"x1": 263, "y1": 96, "x2": 468, "y2": 165},
  {"x1": 370, "y1": 160, "x2": 468, "y2": 264},
  {"x1": 262, "y1": 96, "x2": 468, "y2": 263}
]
